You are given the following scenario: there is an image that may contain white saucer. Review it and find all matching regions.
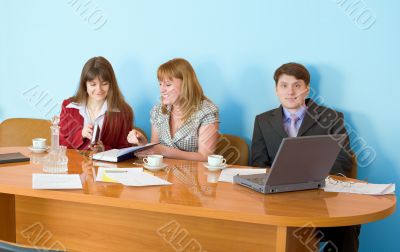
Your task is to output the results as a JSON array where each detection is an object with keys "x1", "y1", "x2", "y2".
[
  {"x1": 143, "y1": 163, "x2": 168, "y2": 171},
  {"x1": 28, "y1": 146, "x2": 49, "y2": 154},
  {"x1": 203, "y1": 162, "x2": 227, "y2": 171}
]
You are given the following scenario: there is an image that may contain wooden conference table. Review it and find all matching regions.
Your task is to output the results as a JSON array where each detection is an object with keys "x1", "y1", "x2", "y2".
[{"x1": 0, "y1": 147, "x2": 396, "y2": 252}]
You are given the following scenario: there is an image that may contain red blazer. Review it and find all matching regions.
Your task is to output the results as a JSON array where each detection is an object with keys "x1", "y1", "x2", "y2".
[{"x1": 59, "y1": 99, "x2": 133, "y2": 150}]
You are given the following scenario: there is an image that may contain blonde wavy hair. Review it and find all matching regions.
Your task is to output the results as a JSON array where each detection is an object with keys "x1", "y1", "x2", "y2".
[{"x1": 157, "y1": 58, "x2": 207, "y2": 122}]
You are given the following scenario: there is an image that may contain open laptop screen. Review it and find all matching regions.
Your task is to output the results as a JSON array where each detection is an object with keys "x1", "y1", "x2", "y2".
[{"x1": 265, "y1": 135, "x2": 344, "y2": 186}]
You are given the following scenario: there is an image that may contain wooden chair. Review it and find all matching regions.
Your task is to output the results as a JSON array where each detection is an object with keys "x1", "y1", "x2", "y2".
[
  {"x1": 215, "y1": 134, "x2": 249, "y2": 166},
  {"x1": 0, "y1": 240, "x2": 65, "y2": 251},
  {"x1": 0, "y1": 118, "x2": 51, "y2": 147}
]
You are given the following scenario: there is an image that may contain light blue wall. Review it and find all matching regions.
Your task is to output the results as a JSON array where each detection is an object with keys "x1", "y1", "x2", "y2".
[{"x1": 1, "y1": 0, "x2": 398, "y2": 250}]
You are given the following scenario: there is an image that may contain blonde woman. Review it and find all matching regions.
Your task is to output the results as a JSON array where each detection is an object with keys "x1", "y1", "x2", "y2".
[{"x1": 128, "y1": 58, "x2": 219, "y2": 161}]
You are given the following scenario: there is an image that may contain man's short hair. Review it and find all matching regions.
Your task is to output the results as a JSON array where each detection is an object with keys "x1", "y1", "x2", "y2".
[{"x1": 273, "y1": 62, "x2": 310, "y2": 86}]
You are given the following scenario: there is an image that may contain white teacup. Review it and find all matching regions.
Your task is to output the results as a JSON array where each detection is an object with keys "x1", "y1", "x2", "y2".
[
  {"x1": 143, "y1": 155, "x2": 163, "y2": 167},
  {"x1": 32, "y1": 138, "x2": 47, "y2": 149},
  {"x1": 208, "y1": 155, "x2": 226, "y2": 167}
]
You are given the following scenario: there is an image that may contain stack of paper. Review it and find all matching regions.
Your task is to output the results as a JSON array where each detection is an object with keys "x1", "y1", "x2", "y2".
[
  {"x1": 96, "y1": 167, "x2": 171, "y2": 186},
  {"x1": 324, "y1": 178, "x2": 395, "y2": 195},
  {"x1": 32, "y1": 174, "x2": 83, "y2": 190},
  {"x1": 219, "y1": 168, "x2": 267, "y2": 183}
]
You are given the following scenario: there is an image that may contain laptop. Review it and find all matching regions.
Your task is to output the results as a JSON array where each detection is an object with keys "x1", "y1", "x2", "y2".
[{"x1": 234, "y1": 135, "x2": 344, "y2": 194}]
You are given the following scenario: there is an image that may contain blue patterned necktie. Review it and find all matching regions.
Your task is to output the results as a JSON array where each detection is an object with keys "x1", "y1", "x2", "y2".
[{"x1": 288, "y1": 114, "x2": 299, "y2": 137}]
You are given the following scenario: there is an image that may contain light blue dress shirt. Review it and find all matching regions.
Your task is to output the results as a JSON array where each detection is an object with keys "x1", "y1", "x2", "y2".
[{"x1": 282, "y1": 106, "x2": 307, "y2": 136}]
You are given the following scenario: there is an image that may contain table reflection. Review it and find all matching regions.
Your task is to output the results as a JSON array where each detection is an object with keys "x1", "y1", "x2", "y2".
[
  {"x1": 159, "y1": 161, "x2": 217, "y2": 206},
  {"x1": 80, "y1": 159, "x2": 124, "y2": 197},
  {"x1": 262, "y1": 189, "x2": 330, "y2": 217}
]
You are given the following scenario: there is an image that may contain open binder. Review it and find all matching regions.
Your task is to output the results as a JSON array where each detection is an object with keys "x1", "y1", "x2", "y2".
[{"x1": 92, "y1": 143, "x2": 158, "y2": 162}]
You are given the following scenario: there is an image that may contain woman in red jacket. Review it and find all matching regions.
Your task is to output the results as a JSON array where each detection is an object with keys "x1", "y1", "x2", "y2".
[{"x1": 59, "y1": 56, "x2": 133, "y2": 151}]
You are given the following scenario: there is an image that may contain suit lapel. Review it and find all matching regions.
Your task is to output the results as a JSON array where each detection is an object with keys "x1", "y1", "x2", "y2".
[
  {"x1": 268, "y1": 107, "x2": 288, "y2": 138},
  {"x1": 298, "y1": 99, "x2": 320, "y2": 136}
]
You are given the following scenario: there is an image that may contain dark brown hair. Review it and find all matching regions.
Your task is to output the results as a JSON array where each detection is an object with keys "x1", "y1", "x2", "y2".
[
  {"x1": 273, "y1": 62, "x2": 310, "y2": 86},
  {"x1": 71, "y1": 56, "x2": 133, "y2": 130}
]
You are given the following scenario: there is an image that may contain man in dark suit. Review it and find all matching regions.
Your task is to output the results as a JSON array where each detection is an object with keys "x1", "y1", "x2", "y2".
[{"x1": 251, "y1": 62, "x2": 360, "y2": 252}]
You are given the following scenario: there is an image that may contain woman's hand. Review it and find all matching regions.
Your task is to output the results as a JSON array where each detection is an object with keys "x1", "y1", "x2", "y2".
[
  {"x1": 89, "y1": 140, "x2": 105, "y2": 153},
  {"x1": 82, "y1": 124, "x2": 93, "y2": 140},
  {"x1": 127, "y1": 129, "x2": 148, "y2": 145}
]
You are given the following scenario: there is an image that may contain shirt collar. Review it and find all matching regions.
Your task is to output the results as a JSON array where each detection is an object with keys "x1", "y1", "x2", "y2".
[
  {"x1": 97, "y1": 101, "x2": 108, "y2": 117},
  {"x1": 282, "y1": 106, "x2": 307, "y2": 122},
  {"x1": 66, "y1": 100, "x2": 120, "y2": 113},
  {"x1": 66, "y1": 101, "x2": 84, "y2": 110}
]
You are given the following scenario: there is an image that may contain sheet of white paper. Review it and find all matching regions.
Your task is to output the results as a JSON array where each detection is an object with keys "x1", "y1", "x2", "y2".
[
  {"x1": 32, "y1": 174, "x2": 82, "y2": 190},
  {"x1": 96, "y1": 167, "x2": 171, "y2": 186},
  {"x1": 219, "y1": 168, "x2": 267, "y2": 183},
  {"x1": 93, "y1": 161, "x2": 118, "y2": 168},
  {"x1": 96, "y1": 168, "x2": 142, "y2": 182},
  {"x1": 119, "y1": 172, "x2": 172, "y2": 186},
  {"x1": 324, "y1": 178, "x2": 395, "y2": 195}
]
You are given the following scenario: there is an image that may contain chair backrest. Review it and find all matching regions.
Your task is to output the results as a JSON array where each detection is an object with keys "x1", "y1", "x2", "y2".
[
  {"x1": 0, "y1": 118, "x2": 51, "y2": 147},
  {"x1": 215, "y1": 134, "x2": 249, "y2": 166},
  {"x1": 0, "y1": 240, "x2": 65, "y2": 252}
]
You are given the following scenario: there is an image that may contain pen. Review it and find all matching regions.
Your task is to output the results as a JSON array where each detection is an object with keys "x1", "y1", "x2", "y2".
[{"x1": 105, "y1": 170, "x2": 128, "y2": 173}]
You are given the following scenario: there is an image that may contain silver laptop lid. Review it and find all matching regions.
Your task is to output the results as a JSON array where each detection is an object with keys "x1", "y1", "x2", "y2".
[{"x1": 265, "y1": 135, "x2": 344, "y2": 186}]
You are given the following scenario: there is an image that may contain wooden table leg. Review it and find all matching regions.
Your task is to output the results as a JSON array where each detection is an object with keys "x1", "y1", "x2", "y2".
[{"x1": 0, "y1": 193, "x2": 16, "y2": 242}]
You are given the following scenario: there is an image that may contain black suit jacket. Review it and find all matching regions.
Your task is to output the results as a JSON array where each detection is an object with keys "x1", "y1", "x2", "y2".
[{"x1": 251, "y1": 99, "x2": 354, "y2": 177}]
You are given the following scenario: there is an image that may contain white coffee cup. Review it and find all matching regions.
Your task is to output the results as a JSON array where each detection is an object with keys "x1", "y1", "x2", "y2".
[
  {"x1": 32, "y1": 138, "x2": 47, "y2": 149},
  {"x1": 143, "y1": 155, "x2": 163, "y2": 167},
  {"x1": 208, "y1": 155, "x2": 226, "y2": 167}
]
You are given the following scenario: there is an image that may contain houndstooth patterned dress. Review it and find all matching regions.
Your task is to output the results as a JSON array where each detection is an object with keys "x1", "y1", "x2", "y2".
[{"x1": 150, "y1": 99, "x2": 219, "y2": 152}]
